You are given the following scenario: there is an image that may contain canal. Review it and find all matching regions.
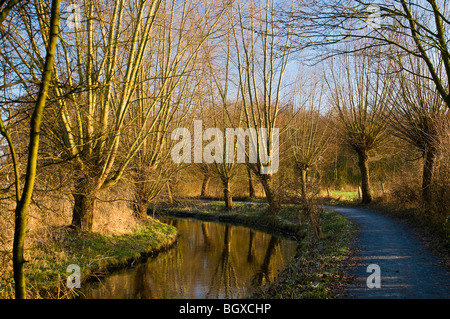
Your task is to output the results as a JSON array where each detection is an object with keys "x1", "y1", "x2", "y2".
[{"x1": 83, "y1": 217, "x2": 298, "y2": 298}]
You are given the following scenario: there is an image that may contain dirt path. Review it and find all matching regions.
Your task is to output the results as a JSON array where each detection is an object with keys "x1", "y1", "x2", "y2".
[{"x1": 325, "y1": 206, "x2": 449, "y2": 299}]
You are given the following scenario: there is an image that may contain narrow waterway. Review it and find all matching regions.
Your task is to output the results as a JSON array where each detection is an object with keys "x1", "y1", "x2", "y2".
[{"x1": 83, "y1": 217, "x2": 298, "y2": 299}]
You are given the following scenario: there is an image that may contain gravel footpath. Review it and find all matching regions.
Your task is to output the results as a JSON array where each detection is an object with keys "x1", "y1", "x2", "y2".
[{"x1": 324, "y1": 206, "x2": 449, "y2": 299}]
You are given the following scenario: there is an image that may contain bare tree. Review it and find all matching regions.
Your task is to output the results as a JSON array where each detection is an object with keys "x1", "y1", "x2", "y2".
[
  {"x1": 201, "y1": 29, "x2": 248, "y2": 210},
  {"x1": 285, "y1": 0, "x2": 450, "y2": 109},
  {"x1": 228, "y1": 0, "x2": 296, "y2": 213},
  {"x1": 289, "y1": 82, "x2": 330, "y2": 203},
  {"x1": 127, "y1": 69, "x2": 196, "y2": 218},
  {"x1": 2, "y1": 0, "x2": 228, "y2": 232},
  {"x1": 125, "y1": 0, "x2": 214, "y2": 217}
]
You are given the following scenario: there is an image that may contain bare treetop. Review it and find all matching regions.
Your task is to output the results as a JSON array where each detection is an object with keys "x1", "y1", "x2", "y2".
[{"x1": 283, "y1": 0, "x2": 450, "y2": 108}]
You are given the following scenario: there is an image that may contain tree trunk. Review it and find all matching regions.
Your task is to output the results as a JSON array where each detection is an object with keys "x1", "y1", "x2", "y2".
[
  {"x1": 166, "y1": 181, "x2": 173, "y2": 204},
  {"x1": 260, "y1": 175, "x2": 280, "y2": 213},
  {"x1": 222, "y1": 177, "x2": 233, "y2": 210},
  {"x1": 12, "y1": 0, "x2": 61, "y2": 299},
  {"x1": 133, "y1": 202, "x2": 148, "y2": 219},
  {"x1": 298, "y1": 209, "x2": 303, "y2": 227},
  {"x1": 132, "y1": 179, "x2": 148, "y2": 218},
  {"x1": 422, "y1": 148, "x2": 436, "y2": 206},
  {"x1": 71, "y1": 191, "x2": 96, "y2": 232},
  {"x1": 201, "y1": 173, "x2": 211, "y2": 197},
  {"x1": 357, "y1": 149, "x2": 372, "y2": 204},
  {"x1": 247, "y1": 166, "x2": 256, "y2": 198},
  {"x1": 71, "y1": 177, "x2": 97, "y2": 232}
]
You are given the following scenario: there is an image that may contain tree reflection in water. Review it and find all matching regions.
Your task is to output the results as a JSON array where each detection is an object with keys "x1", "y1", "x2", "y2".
[
  {"x1": 207, "y1": 225, "x2": 239, "y2": 298},
  {"x1": 252, "y1": 236, "x2": 280, "y2": 286},
  {"x1": 247, "y1": 230, "x2": 255, "y2": 263},
  {"x1": 83, "y1": 218, "x2": 296, "y2": 299}
]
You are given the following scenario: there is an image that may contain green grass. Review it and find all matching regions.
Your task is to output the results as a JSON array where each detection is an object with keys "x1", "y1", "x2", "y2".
[
  {"x1": 24, "y1": 218, "x2": 178, "y2": 298},
  {"x1": 329, "y1": 191, "x2": 359, "y2": 200}
]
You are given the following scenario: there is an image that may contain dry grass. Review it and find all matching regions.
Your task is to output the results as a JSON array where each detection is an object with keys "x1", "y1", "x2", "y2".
[
  {"x1": 93, "y1": 185, "x2": 142, "y2": 235},
  {"x1": 383, "y1": 171, "x2": 422, "y2": 210},
  {"x1": 372, "y1": 124, "x2": 450, "y2": 250},
  {"x1": 173, "y1": 166, "x2": 265, "y2": 199}
]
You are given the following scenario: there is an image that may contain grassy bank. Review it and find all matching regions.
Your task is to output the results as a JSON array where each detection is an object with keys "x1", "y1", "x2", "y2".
[
  {"x1": 1, "y1": 218, "x2": 178, "y2": 299},
  {"x1": 159, "y1": 201, "x2": 356, "y2": 299},
  {"x1": 160, "y1": 202, "x2": 300, "y2": 238}
]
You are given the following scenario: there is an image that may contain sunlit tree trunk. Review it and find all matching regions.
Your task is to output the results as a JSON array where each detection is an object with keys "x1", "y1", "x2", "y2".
[
  {"x1": 166, "y1": 181, "x2": 174, "y2": 204},
  {"x1": 247, "y1": 166, "x2": 256, "y2": 198},
  {"x1": 221, "y1": 177, "x2": 233, "y2": 210},
  {"x1": 260, "y1": 175, "x2": 280, "y2": 213},
  {"x1": 201, "y1": 173, "x2": 211, "y2": 197},
  {"x1": 70, "y1": 176, "x2": 97, "y2": 231}
]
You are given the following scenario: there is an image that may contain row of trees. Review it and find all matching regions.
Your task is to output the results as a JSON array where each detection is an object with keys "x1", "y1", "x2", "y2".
[
  {"x1": 174, "y1": 0, "x2": 449, "y2": 214},
  {"x1": 192, "y1": 49, "x2": 448, "y2": 209}
]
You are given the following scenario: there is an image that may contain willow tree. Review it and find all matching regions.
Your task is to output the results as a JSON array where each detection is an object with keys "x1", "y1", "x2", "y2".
[
  {"x1": 126, "y1": 65, "x2": 197, "y2": 218},
  {"x1": 329, "y1": 53, "x2": 392, "y2": 204},
  {"x1": 125, "y1": 0, "x2": 223, "y2": 218},
  {"x1": 201, "y1": 28, "x2": 247, "y2": 210},
  {"x1": 56, "y1": 0, "x2": 165, "y2": 231},
  {"x1": 289, "y1": 83, "x2": 330, "y2": 203},
  {"x1": 2, "y1": 0, "x2": 227, "y2": 232},
  {"x1": 389, "y1": 60, "x2": 448, "y2": 205},
  {"x1": 228, "y1": 0, "x2": 296, "y2": 213},
  {"x1": 0, "y1": 0, "x2": 61, "y2": 299},
  {"x1": 2, "y1": 0, "x2": 160, "y2": 231}
]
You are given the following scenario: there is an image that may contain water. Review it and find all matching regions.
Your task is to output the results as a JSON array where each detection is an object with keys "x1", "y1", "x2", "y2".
[{"x1": 83, "y1": 217, "x2": 298, "y2": 299}]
